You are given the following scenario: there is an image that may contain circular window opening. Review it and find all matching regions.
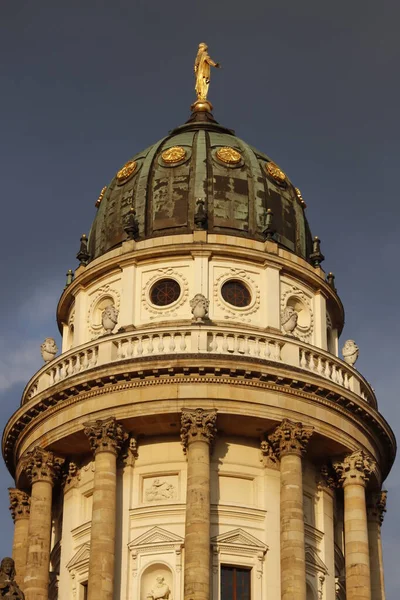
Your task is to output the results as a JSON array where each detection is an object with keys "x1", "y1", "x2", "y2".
[
  {"x1": 150, "y1": 278, "x2": 181, "y2": 306},
  {"x1": 221, "y1": 279, "x2": 251, "y2": 307}
]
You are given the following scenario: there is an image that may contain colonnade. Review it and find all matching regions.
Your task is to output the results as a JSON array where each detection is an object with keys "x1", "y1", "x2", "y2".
[{"x1": 8, "y1": 413, "x2": 387, "y2": 600}]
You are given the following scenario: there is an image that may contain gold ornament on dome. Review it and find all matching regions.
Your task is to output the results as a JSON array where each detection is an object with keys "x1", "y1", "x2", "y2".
[
  {"x1": 216, "y1": 147, "x2": 242, "y2": 165},
  {"x1": 265, "y1": 162, "x2": 286, "y2": 184},
  {"x1": 116, "y1": 160, "x2": 137, "y2": 183},
  {"x1": 295, "y1": 187, "x2": 307, "y2": 208},
  {"x1": 161, "y1": 146, "x2": 187, "y2": 164},
  {"x1": 95, "y1": 186, "x2": 107, "y2": 208}
]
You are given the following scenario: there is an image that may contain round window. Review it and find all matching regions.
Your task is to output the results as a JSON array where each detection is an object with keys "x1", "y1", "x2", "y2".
[
  {"x1": 221, "y1": 279, "x2": 251, "y2": 307},
  {"x1": 150, "y1": 278, "x2": 181, "y2": 306}
]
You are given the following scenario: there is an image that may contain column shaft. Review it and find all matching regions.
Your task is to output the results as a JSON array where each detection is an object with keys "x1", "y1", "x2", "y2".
[
  {"x1": 344, "y1": 482, "x2": 371, "y2": 600},
  {"x1": 12, "y1": 516, "x2": 30, "y2": 590},
  {"x1": 280, "y1": 452, "x2": 307, "y2": 600},
  {"x1": 184, "y1": 439, "x2": 211, "y2": 600},
  {"x1": 87, "y1": 450, "x2": 117, "y2": 600},
  {"x1": 24, "y1": 479, "x2": 53, "y2": 600},
  {"x1": 368, "y1": 520, "x2": 385, "y2": 600}
]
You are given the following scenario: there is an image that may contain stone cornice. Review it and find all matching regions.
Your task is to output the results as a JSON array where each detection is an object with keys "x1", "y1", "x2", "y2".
[
  {"x1": 8, "y1": 488, "x2": 30, "y2": 521},
  {"x1": 3, "y1": 360, "x2": 395, "y2": 481},
  {"x1": 268, "y1": 419, "x2": 313, "y2": 457},
  {"x1": 83, "y1": 417, "x2": 128, "y2": 456},
  {"x1": 333, "y1": 450, "x2": 376, "y2": 488},
  {"x1": 180, "y1": 408, "x2": 217, "y2": 451},
  {"x1": 19, "y1": 447, "x2": 64, "y2": 486}
]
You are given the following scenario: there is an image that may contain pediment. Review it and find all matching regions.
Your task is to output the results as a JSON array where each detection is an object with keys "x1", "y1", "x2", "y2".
[
  {"x1": 212, "y1": 528, "x2": 268, "y2": 552},
  {"x1": 305, "y1": 545, "x2": 328, "y2": 574},
  {"x1": 128, "y1": 526, "x2": 183, "y2": 550},
  {"x1": 66, "y1": 542, "x2": 90, "y2": 571}
]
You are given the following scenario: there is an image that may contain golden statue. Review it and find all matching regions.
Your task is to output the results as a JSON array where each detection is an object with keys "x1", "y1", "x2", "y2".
[{"x1": 193, "y1": 43, "x2": 220, "y2": 111}]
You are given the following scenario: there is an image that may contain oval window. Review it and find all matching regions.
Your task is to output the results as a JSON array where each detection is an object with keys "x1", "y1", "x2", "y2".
[
  {"x1": 150, "y1": 278, "x2": 181, "y2": 306},
  {"x1": 221, "y1": 279, "x2": 251, "y2": 307}
]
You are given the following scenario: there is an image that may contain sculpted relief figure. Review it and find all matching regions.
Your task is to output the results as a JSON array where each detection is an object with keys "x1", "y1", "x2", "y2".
[
  {"x1": 194, "y1": 43, "x2": 220, "y2": 101},
  {"x1": 0, "y1": 558, "x2": 24, "y2": 599},
  {"x1": 40, "y1": 337, "x2": 58, "y2": 362},
  {"x1": 281, "y1": 306, "x2": 298, "y2": 334},
  {"x1": 146, "y1": 478, "x2": 176, "y2": 502},
  {"x1": 147, "y1": 576, "x2": 171, "y2": 600},
  {"x1": 102, "y1": 304, "x2": 119, "y2": 334},
  {"x1": 342, "y1": 339, "x2": 359, "y2": 366}
]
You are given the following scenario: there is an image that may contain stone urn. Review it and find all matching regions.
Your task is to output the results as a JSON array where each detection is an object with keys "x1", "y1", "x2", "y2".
[
  {"x1": 190, "y1": 293, "x2": 209, "y2": 322},
  {"x1": 342, "y1": 340, "x2": 359, "y2": 366},
  {"x1": 40, "y1": 338, "x2": 58, "y2": 362},
  {"x1": 102, "y1": 305, "x2": 118, "y2": 334}
]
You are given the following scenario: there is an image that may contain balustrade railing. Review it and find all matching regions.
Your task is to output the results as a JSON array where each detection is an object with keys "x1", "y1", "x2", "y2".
[{"x1": 23, "y1": 326, "x2": 374, "y2": 406}]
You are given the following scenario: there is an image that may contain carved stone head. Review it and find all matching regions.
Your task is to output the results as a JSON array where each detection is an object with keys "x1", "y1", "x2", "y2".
[
  {"x1": 281, "y1": 306, "x2": 298, "y2": 334},
  {"x1": 102, "y1": 304, "x2": 119, "y2": 333}
]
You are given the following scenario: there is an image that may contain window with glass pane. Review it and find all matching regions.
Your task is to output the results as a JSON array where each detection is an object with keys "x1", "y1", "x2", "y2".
[{"x1": 221, "y1": 566, "x2": 251, "y2": 600}]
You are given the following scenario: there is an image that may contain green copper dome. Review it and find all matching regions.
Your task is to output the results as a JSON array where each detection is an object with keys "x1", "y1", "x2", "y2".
[{"x1": 88, "y1": 112, "x2": 313, "y2": 261}]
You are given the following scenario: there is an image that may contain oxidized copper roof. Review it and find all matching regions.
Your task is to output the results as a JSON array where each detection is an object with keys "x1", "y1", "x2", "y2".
[{"x1": 88, "y1": 112, "x2": 313, "y2": 261}]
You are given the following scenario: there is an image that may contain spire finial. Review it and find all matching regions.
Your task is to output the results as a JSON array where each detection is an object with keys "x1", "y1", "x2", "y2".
[
  {"x1": 124, "y1": 207, "x2": 139, "y2": 241},
  {"x1": 65, "y1": 269, "x2": 74, "y2": 288},
  {"x1": 309, "y1": 236, "x2": 325, "y2": 268},
  {"x1": 263, "y1": 208, "x2": 276, "y2": 241},
  {"x1": 76, "y1": 234, "x2": 90, "y2": 266},
  {"x1": 191, "y1": 42, "x2": 221, "y2": 113}
]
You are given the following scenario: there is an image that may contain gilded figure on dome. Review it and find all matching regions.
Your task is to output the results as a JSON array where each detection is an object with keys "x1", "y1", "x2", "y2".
[{"x1": 194, "y1": 43, "x2": 220, "y2": 101}]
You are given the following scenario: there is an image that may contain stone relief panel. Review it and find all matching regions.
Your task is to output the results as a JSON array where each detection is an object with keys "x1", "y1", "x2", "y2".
[
  {"x1": 212, "y1": 265, "x2": 261, "y2": 323},
  {"x1": 142, "y1": 475, "x2": 179, "y2": 503},
  {"x1": 87, "y1": 282, "x2": 121, "y2": 339},
  {"x1": 140, "y1": 265, "x2": 190, "y2": 322},
  {"x1": 280, "y1": 279, "x2": 314, "y2": 343}
]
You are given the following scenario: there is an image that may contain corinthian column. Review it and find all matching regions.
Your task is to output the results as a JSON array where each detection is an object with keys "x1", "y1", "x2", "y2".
[
  {"x1": 20, "y1": 447, "x2": 64, "y2": 600},
  {"x1": 268, "y1": 419, "x2": 313, "y2": 600},
  {"x1": 367, "y1": 491, "x2": 387, "y2": 600},
  {"x1": 333, "y1": 450, "x2": 376, "y2": 600},
  {"x1": 8, "y1": 488, "x2": 30, "y2": 591},
  {"x1": 181, "y1": 408, "x2": 217, "y2": 600},
  {"x1": 84, "y1": 417, "x2": 127, "y2": 600}
]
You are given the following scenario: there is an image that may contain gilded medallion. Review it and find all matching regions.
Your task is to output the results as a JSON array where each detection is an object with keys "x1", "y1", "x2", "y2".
[
  {"x1": 265, "y1": 162, "x2": 286, "y2": 184},
  {"x1": 116, "y1": 160, "x2": 137, "y2": 183},
  {"x1": 95, "y1": 186, "x2": 107, "y2": 208},
  {"x1": 295, "y1": 187, "x2": 307, "y2": 208},
  {"x1": 161, "y1": 146, "x2": 187, "y2": 164},
  {"x1": 216, "y1": 146, "x2": 241, "y2": 165}
]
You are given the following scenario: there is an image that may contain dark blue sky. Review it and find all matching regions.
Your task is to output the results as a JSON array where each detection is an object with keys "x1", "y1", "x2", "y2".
[{"x1": 1, "y1": 1, "x2": 399, "y2": 595}]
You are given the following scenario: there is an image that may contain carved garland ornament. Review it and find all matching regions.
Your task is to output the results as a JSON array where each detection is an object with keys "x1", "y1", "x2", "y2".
[
  {"x1": 142, "y1": 267, "x2": 189, "y2": 318},
  {"x1": 214, "y1": 268, "x2": 260, "y2": 322},
  {"x1": 87, "y1": 284, "x2": 121, "y2": 337},
  {"x1": 280, "y1": 284, "x2": 314, "y2": 342}
]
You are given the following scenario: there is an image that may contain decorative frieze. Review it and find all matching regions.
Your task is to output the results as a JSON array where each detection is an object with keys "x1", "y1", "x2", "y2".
[
  {"x1": 268, "y1": 419, "x2": 313, "y2": 458},
  {"x1": 8, "y1": 488, "x2": 30, "y2": 522},
  {"x1": 333, "y1": 450, "x2": 375, "y2": 487},
  {"x1": 367, "y1": 490, "x2": 387, "y2": 524},
  {"x1": 180, "y1": 408, "x2": 217, "y2": 451},
  {"x1": 20, "y1": 447, "x2": 65, "y2": 486},
  {"x1": 83, "y1": 417, "x2": 128, "y2": 456}
]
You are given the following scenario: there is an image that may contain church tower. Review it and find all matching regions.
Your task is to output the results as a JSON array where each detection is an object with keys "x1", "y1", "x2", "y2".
[{"x1": 2, "y1": 45, "x2": 395, "y2": 600}]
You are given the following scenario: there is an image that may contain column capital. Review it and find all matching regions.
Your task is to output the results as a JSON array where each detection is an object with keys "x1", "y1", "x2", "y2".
[
  {"x1": 316, "y1": 464, "x2": 339, "y2": 492},
  {"x1": 62, "y1": 461, "x2": 81, "y2": 492},
  {"x1": 83, "y1": 417, "x2": 128, "y2": 456},
  {"x1": 8, "y1": 488, "x2": 30, "y2": 522},
  {"x1": 367, "y1": 490, "x2": 387, "y2": 524},
  {"x1": 333, "y1": 450, "x2": 375, "y2": 488},
  {"x1": 117, "y1": 434, "x2": 139, "y2": 469},
  {"x1": 268, "y1": 419, "x2": 313, "y2": 458},
  {"x1": 180, "y1": 408, "x2": 217, "y2": 452},
  {"x1": 20, "y1": 447, "x2": 65, "y2": 486}
]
